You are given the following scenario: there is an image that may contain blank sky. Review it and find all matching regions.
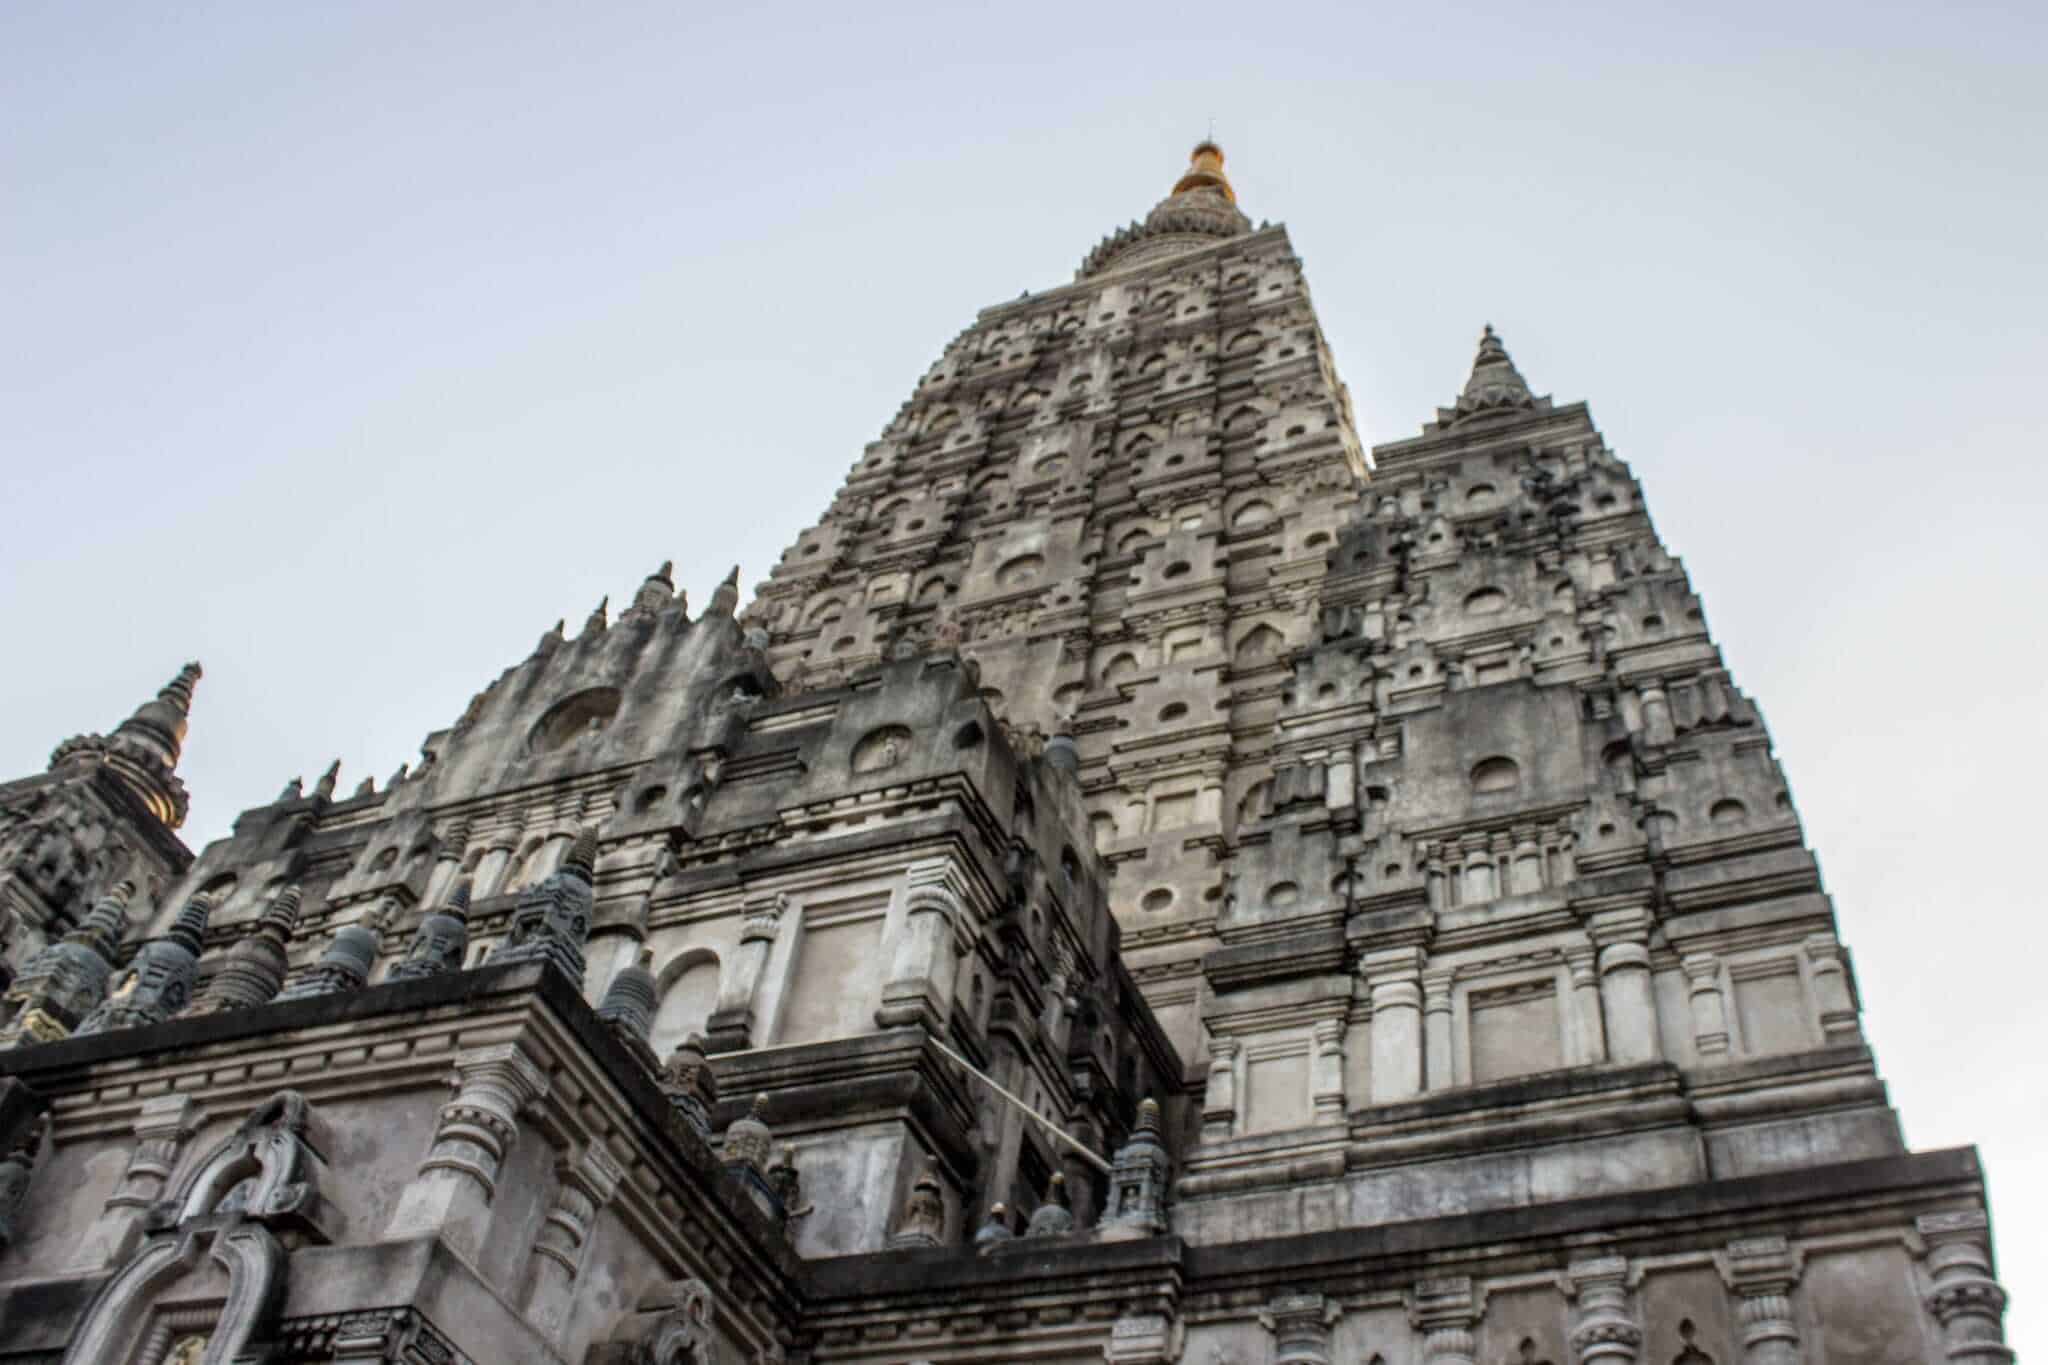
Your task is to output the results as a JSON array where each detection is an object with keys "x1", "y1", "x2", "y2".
[{"x1": 4, "y1": 0, "x2": 2042, "y2": 1343}]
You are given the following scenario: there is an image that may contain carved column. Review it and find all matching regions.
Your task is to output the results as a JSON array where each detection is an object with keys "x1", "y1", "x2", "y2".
[
  {"x1": 1201, "y1": 1036, "x2": 1239, "y2": 1140},
  {"x1": 877, "y1": 863, "x2": 964, "y2": 1031},
  {"x1": 1682, "y1": 953, "x2": 1730, "y2": 1059},
  {"x1": 1422, "y1": 969, "x2": 1456, "y2": 1090},
  {"x1": 1719, "y1": 1236, "x2": 1802, "y2": 1365},
  {"x1": 1423, "y1": 843, "x2": 1449, "y2": 910},
  {"x1": 1510, "y1": 825, "x2": 1544, "y2": 894},
  {"x1": 706, "y1": 891, "x2": 785, "y2": 1053},
  {"x1": 1411, "y1": 1276, "x2": 1479, "y2": 1365},
  {"x1": 1262, "y1": 1290, "x2": 1341, "y2": 1365},
  {"x1": 1566, "y1": 1256, "x2": 1642, "y2": 1365},
  {"x1": 1637, "y1": 678, "x2": 1675, "y2": 747},
  {"x1": 386, "y1": 1042, "x2": 550, "y2": 1260},
  {"x1": 1917, "y1": 1210, "x2": 2013, "y2": 1363},
  {"x1": 473, "y1": 826, "x2": 520, "y2": 899},
  {"x1": 1565, "y1": 946, "x2": 1608, "y2": 1065},
  {"x1": 67, "y1": 1094, "x2": 196, "y2": 1270},
  {"x1": 1591, "y1": 910, "x2": 1661, "y2": 1064},
  {"x1": 1363, "y1": 948, "x2": 1423, "y2": 1103},
  {"x1": 1310, "y1": 1019, "x2": 1345, "y2": 1121},
  {"x1": 1801, "y1": 932, "x2": 1861, "y2": 1045},
  {"x1": 522, "y1": 1143, "x2": 625, "y2": 1341}
]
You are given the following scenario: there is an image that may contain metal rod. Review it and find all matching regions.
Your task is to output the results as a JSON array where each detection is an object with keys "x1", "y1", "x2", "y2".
[{"x1": 926, "y1": 1035, "x2": 1112, "y2": 1175}]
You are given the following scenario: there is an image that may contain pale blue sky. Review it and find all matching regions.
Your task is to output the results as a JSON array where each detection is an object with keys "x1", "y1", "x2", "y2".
[{"x1": 4, "y1": 0, "x2": 2043, "y2": 1341}]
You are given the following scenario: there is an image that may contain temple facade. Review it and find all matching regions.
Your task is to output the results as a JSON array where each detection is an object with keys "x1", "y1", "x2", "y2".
[{"x1": 0, "y1": 144, "x2": 2011, "y2": 1364}]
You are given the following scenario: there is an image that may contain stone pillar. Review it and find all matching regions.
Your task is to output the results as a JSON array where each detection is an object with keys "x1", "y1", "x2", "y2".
[
  {"x1": 1591, "y1": 910, "x2": 1661, "y2": 1064},
  {"x1": 422, "y1": 819, "x2": 469, "y2": 909},
  {"x1": 67, "y1": 1094, "x2": 198, "y2": 1270},
  {"x1": 1262, "y1": 1290, "x2": 1341, "y2": 1365},
  {"x1": 1719, "y1": 1236, "x2": 1802, "y2": 1365},
  {"x1": 705, "y1": 892, "x2": 786, "y2": 1053},
  {"x1": 1565, "y1": 946, "x2": 1608, "y2": 1065},
  {"x1": 386, "y1": 1041, "x2": 550, "y2": 1260},
  {"x1": 1460, "y1": 832, "x2": 1494, "y2": 902},
  {"x1": 876, "y1": 863, "x2": 963, "y2": 1031},
  {"x1": 1363, "y1": 948, "x2": 1423, "y2": 1103},
  {"x1": 1917, "y1": 1210, "x2": 2013, "y2": 1363},
  {"x1": 1802, "y1": 932, "x2": 1861, "y2": 1045},
  {"x1": 1423, "y1": 844, "x2": 1449, "y2": 911},
  {"x1": 1201, "y1": 1036, "x2": 1239, "y2": 1140},
  {"x1": 1411, "y1": 1276, "x2": 1479, "y2": 1365},
  {"x1": 474, "y1": 828, "x2": 519, "y2": 899},
  {"x1": 522, "y1": 1143, "x2": 625, "y2": 1342},
  {"x1": 1637, "y1": 678, "x2": 1675, "y2": 747},
  {"x1": 1422, "y1": 969, "x2": 1456, "y2": 1090},
  {"x1": 1510, "y1": 825, "x2": 1544, "y2": 894},
  {"x1": 1682, "y1": 953, "x2": 1730, "y2": 1059},
  {"x1": 1311, "y1": 1019, "x2": 1345, "y2": 1121},
  {"x1": 1566, "y1": 1256, "x2": 1642, "y2": 1365}
]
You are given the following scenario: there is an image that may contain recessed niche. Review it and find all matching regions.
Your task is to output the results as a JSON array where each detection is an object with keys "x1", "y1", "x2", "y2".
[{"x1": 530, "y1": 688, "x2": 622, "y2": 754}]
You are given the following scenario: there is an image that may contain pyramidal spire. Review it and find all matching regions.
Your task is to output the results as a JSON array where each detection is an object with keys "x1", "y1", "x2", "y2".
[
  {"x1": 708, "y1": 565, "x2": 741, "y2": 617},
  {"x1": 1449, "y1": 323, "x2": 1540, "y2": 424},
  {"x1": 48, "y1": 662, "x2": 204, "y2": 828}
]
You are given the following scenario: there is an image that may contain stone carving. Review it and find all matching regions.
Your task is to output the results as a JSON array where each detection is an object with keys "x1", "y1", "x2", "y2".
[
  {"x1": 1915, "y1": 1210, "x2": 2011, "y2": 1363},
  {"x1": 0, "y1": 879, "x2": 133, "y2": 1045},
  {"x1": 1411, "y1": 1277, "x2": 1480, "y2": 1365},
  {"x1": 386, "y1": 877, "x2": 472, "y2": 983},
  {"x1": 0, "y1": 1111, "x2": 49, "y2": 1251},
  {"x1": 659, "y1": 1033, "x2": 718, "y2": 1138},
  {"x1": 1566, "y1": 1258, "x2": 1641, "y2": 1365},
  {"x1": 887, "y1": 1158, "x2": 947, "y2": 1248},
  {"x1": 598, "y1": 946, "x2": 659, "y2": 1045},
  {"x1": 385, "y1": 1041, "x2": 549, "y2": 1260},
  {"x1": 766, "y1": 1142, "x2": 811, "y2": 1236},
  {"x1": 277, "y1": 897, "x2": 392, "y2": 1000},
  {"x1": 1261, "y1": 1290, "x2": 1341, "y2": 1364},
  {"x1": 1099, "y1": 1098, "x2": 1170, "y2": 1239},
  {"x1": 522, "y1": 1143, "x2": 625, "y2": 1340},
  {"x1": 722, "y1": 1094, "x2": 774, "y2": 1176},
  {"x1": 974, "y1": 1202, "x2": 1014, "y2": 1246},
  {"x1": 61, "y1": 1090, "x2": 330, "y2": 1365},
  {"x1": 46, "y1": 662, "x2": 202, "y2": 829},
  {"x1": 1025, "y1": 1170, "x2": 1074, "y2": 1237},
  {"x1": 1102, "y1": 1307, "x2": 1184, "y2": 1364},
  {"x1": 487, "y1": 824, "x2": 599, "y2": 984},
  {"x1": 1715, "y1": 1236, "x2": 1799, "y2": 1364},
  {"x1": 188, "y1": 884, "x2": 303, "y2": 1013},
  {"x1": 75, "y1": 893, "x2": 213, "y2": 1035},
  {"x1": 637, "y1": 1277, "x2": 724, "y2": 1365}
]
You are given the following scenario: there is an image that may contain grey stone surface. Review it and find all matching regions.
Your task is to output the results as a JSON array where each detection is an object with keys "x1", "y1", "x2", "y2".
[{"x1": 0, "y1": 140, "x2": 2007, "y2": 1364}]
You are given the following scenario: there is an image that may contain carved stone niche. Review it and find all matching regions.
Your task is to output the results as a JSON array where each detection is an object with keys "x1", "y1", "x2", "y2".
[
  {"x1": 61, "y1": 1090, "x2": 334, "y2": 1365},
  {"x1": 587, "y1": 1277, "x2": 733, "y2": 1365}
]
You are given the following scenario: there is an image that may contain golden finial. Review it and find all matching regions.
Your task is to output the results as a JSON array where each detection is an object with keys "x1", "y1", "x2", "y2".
[{"x1": 1171, "y1": 139, "x2": 1235, "y2": 204}]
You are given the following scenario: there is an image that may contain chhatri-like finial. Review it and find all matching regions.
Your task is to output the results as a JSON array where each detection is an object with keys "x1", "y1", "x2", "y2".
[
  {"x1": 48, "y1": 661, "x2": 204, "y2": 830},
  {"x1": 1171, "y1": 139, "x2": 1236, "y2": 204},
  {"x1": 708, "y1": 565, "x2": 741, "y2": 618},
  {"x1": 563, "y1": 823, "x2": 600, "y2": 877},
  {"x1": 313, "y1": 759, "x2": 341, "y2": 800},
  {"x1": 583, "y1": 596, "x2": 610, "y2": 637},
  {"x1": 1448, "y1": 322, "x2": 1538, "y2": 424}
]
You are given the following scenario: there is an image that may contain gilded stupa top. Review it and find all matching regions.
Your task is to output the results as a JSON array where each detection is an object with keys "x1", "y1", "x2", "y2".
[{"x1": 1078, "y1": 141, "x2": 1254, "y2": 279}]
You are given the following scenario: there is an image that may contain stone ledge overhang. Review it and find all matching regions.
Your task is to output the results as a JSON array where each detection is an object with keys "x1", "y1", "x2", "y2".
[
  {"x1": 707, "y1": 1028, "x2": 985, "y2": 1181},
  {"x1": 1203, "y1": 927, "x2": 1349, "y2": 992},
  {"x1": 0, "y1": 960, "x2": 804, "y2": 1319},
  {"x1": 790, "y1": 1146, "x2": 1984, "y2": 1328}
]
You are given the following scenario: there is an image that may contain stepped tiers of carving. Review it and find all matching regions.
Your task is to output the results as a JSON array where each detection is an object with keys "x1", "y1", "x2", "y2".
[{"x1": 0, "y1": 142, "x2": 2006, "y2": 1363}]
